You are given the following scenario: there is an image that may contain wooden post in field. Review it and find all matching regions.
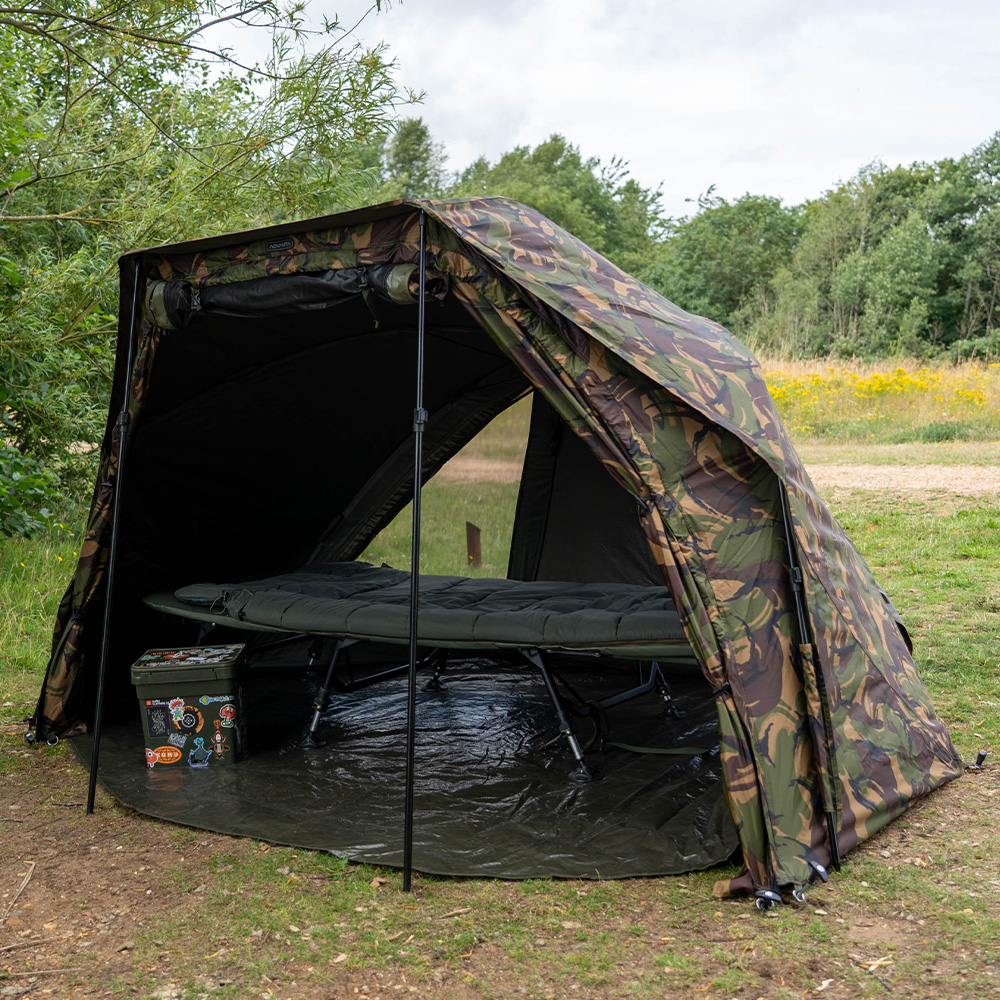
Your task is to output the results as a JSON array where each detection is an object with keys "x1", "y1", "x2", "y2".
[{"x1": 466, "y1": 521, "x2": 482, "y2": 567}]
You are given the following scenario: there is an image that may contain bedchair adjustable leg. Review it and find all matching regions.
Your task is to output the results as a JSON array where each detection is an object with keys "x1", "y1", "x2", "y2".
[
  {"x1": 424, "y1": 649, "x2": 448, "y2": 691},
  {"x1": 306, "y1": 638, "x2": 324, "y2": 668},
  {"x1": 652, "y1": 664, "x2": 687, "y2": 721},
  {"x1": 298, "y1": 638, "x2": 358, "y2": 750},
  {"x1": 521, "y1": 649, "x2": 602, "y2": 783}
]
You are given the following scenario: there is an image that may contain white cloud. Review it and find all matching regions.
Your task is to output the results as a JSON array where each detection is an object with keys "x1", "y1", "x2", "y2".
[{"x1": 218, "y1": 0, "x2": 1000, "y2": 216}]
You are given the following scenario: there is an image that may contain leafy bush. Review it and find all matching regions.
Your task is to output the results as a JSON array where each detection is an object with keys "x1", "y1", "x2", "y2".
[
  {"x1": 0, "y1": 444, "x2": 61, "y2": 537},
  {"x1": 948, "y1": 329, "x2": 1000, "y2": 362},
  {"x1": 1, "y1": 2, "x2": 408, "y2": 505},
  {"x1": 890, "y1": 421, "x2": 979, "y2": 443}
]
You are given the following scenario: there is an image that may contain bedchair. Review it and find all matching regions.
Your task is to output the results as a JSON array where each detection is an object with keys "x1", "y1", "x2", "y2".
[{"x1": 143, "y1": 560, "x2": 697, "y2": 781}]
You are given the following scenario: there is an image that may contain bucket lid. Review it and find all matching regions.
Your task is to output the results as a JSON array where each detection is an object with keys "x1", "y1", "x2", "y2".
[{"x1": 131, "y1": 644, "x2": 244, "y2": 684}]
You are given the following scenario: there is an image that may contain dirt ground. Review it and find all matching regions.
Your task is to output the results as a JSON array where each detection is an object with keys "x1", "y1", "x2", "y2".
[
  {"x1": 2, "y1": 738, "x2": 996, "y2": 1000},
  {"x1": 805, "y1": 463, "x2": 1000, "y2": 494},
  {"x1": 439, "y1": 456, "x2": 1000, "y2": 495}
]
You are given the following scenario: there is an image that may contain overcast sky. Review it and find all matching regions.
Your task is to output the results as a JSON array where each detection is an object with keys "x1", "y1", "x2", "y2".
[{"x1": 234, "y1": 0, "x2": 1000, "y2": 218}]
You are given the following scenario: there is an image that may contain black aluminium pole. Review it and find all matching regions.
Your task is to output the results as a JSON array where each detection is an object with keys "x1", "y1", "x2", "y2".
[
  {"x1": 86, "y1": 260, "x2": 142, "y2": 815},
  {"x1": 777, "y1": 479, "x2": 841, "y2": 871},
  {"x1": 403, "y1": 212, "x2": 428, "y2": 891}
]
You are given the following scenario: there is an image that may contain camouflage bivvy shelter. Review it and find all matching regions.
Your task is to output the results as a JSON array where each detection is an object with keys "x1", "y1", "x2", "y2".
[{"x1": 31, "y1": 197, "x2": 962, "y2": 898}]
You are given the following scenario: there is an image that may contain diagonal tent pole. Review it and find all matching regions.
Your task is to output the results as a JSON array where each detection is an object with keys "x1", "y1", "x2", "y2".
[
  {"x1": 87, "y1": 261, "x2": 142, "y2": 815},
  {"x1": 403, "y1": 210, "x2": 429, "y2": 891}
]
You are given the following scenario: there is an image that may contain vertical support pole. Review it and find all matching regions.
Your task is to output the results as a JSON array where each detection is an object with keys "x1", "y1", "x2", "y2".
[
  {"x1": 403, "y1": 211, "x2": 428, "y2": 891},
  {"x1": 87, "y1": 261, "x2": 142, "y2": 815},
  {"x1": 778, "y1": 480, "x2": 841, "y2": 871}
]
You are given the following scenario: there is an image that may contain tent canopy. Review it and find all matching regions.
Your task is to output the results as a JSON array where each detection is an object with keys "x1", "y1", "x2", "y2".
[{"x1": 32, "y1": 197, "x2": 962, "y2": 897}]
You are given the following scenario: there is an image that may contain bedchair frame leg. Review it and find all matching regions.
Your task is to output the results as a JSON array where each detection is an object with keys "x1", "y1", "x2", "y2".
[
  {"x1": 424, "y1": 649, "x2": 448, "y2": 691},
  {"x1": 339, "y1": 646, "x2": 445, "y2": 694},
  {"x1": 652, "y1": 665, "x2": 687, "y2": 721},
  {"x1": 580, "y1": 660, "x2": 687, "y2": 721},
  {"x1": 521, "y1": 648, "x2": 602, "y2": 783},
  {"x1": 298, "y1": 638, "x2": 360, "y2": 749},
  {"x1": 306, "y1": 638, "x2": 324, "y2": 668},
  {"x1": 298, "y1": 642, "x2": 446, "y2": 749},
  {"x1": 195, "y1": 622, "x2": 216, "y2": 644}
]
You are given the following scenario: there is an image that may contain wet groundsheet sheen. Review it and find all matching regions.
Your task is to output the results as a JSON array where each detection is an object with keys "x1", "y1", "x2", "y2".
[{"x1": 74, "y1": 656, "x2": 738, "y2": 878}]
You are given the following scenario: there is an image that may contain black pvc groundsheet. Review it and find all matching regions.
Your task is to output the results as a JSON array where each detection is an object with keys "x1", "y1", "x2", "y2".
[{"x1": 74, "y1": 654, "x2": 738, "y2": 878}]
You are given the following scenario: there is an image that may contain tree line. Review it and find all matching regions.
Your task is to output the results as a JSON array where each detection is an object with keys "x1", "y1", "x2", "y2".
[
  {"x1": 1, "y1": 2, "x2": 998, "y2": 531},
  {"x1": 374, "y1": 119, "x2": 1000, "y2": 363}
]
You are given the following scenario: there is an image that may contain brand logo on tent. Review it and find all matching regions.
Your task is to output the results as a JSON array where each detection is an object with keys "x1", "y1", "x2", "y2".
[{"x1": 264, "y1": 238, "x2": 295, "y2": 253}]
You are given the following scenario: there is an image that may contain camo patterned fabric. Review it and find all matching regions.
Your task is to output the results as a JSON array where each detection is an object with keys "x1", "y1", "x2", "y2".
[
  {"x1": 32, "y1": 313, "x2": 163, "y2": 739},
  {"x1": 34, "y1": 197, "x2": 962, "y2": 895}
]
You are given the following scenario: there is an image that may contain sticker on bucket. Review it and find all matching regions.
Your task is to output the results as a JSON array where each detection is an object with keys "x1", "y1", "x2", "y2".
[
  {"x1": 188, "y1": 738, "x2": 212, "y2": 768},
  {"x1": 169, "y1": 698, "x2": 204, "y2": 734},
  {"x1": 211, "y1": 720, "x2": 229, "y2": 758},
  {"x1": 145, "y1": 745, "x2": 183, "y2": 767},
  {"x1": 145, "y1": 703, "x2": 171, "y2": 738}
]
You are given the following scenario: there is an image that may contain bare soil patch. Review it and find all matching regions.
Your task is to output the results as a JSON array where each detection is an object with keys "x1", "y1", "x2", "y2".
[
  {"x1": 436, "y1": 456, "x2": 523, "y2": 484},
  {"x1": 807, "y1": 463, "x2": 1000, "y2": 494},
  {"x1": 440, "y1": 455, "x2": 1000, "y2": 495}
]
